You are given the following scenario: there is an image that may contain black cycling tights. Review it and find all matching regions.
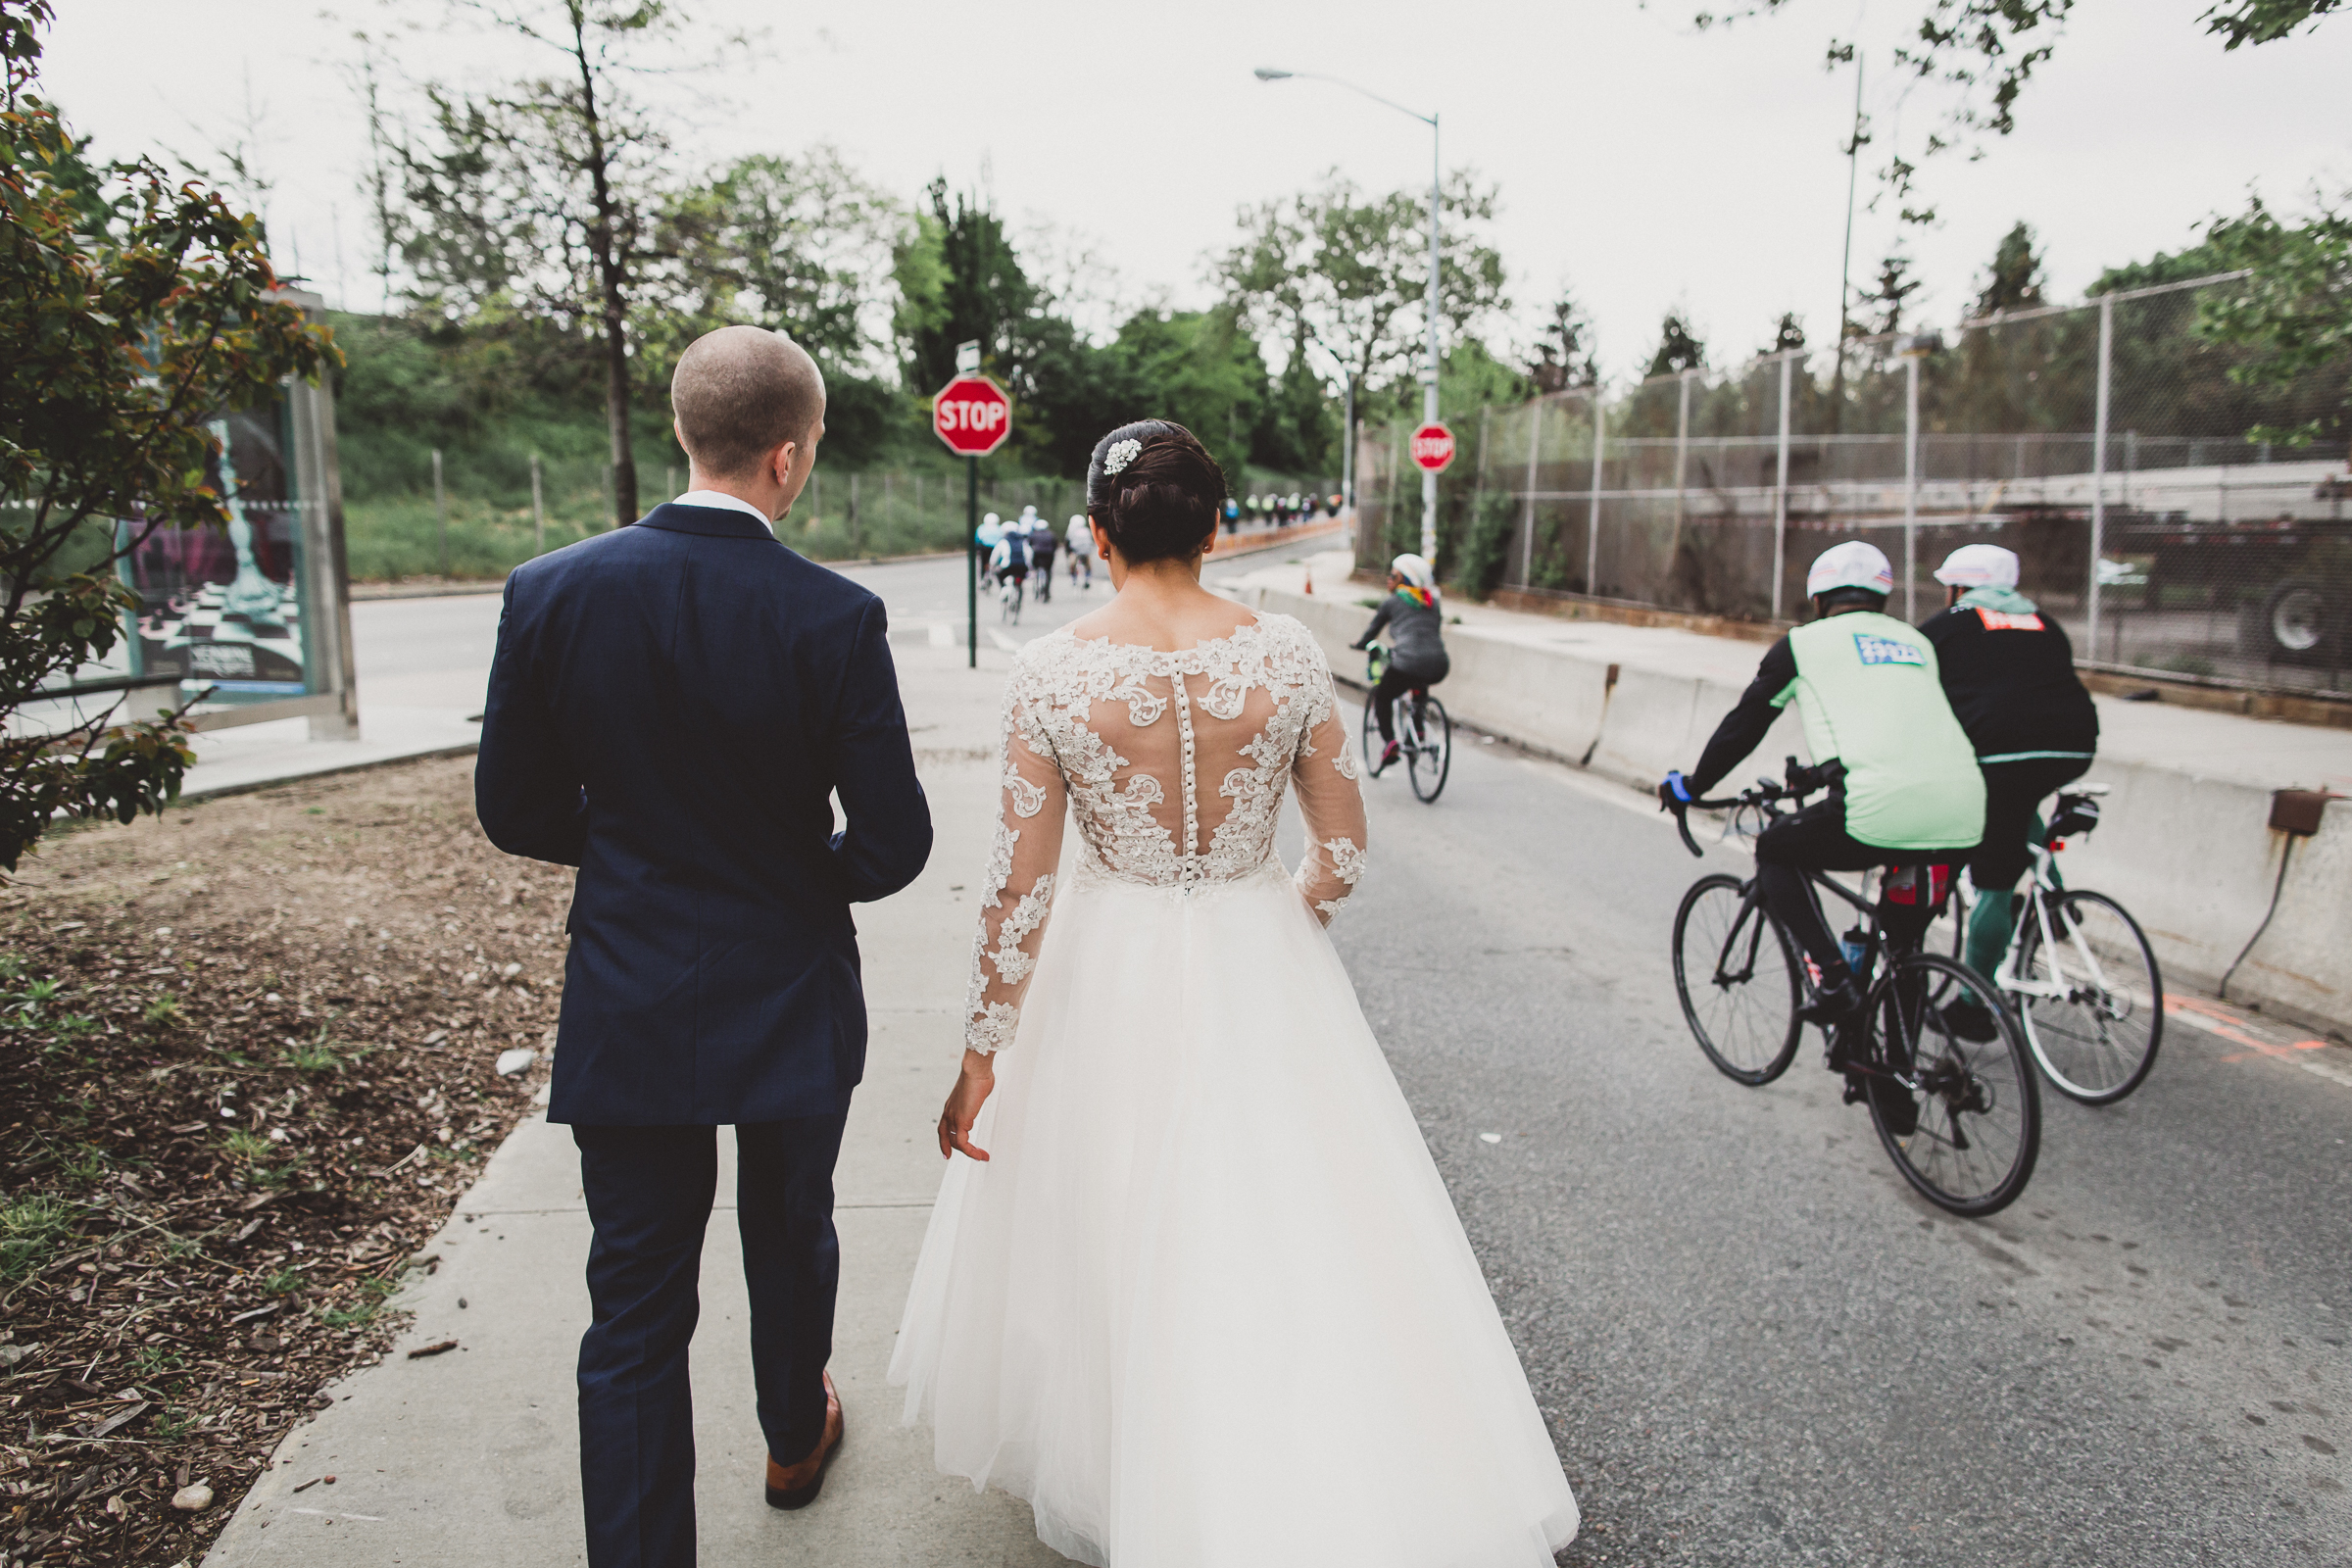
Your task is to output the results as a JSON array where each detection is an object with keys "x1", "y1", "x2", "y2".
[
  {"x1": 1370, "y1": 666, "x2": 1442, "y2": 742},
  {"x1": 1755, "y1": 800, "x2": 1954, "y2": 990}
]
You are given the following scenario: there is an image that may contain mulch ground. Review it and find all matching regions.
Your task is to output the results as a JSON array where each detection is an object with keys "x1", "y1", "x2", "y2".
[{"x1": 0, "y1": 757, "x2": 568, "y2": 1567}]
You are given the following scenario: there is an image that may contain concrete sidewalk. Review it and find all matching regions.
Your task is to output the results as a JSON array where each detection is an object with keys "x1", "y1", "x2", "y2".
[{"x1": 199, "y1": 639, "x2": 1068, "y2": 1568}]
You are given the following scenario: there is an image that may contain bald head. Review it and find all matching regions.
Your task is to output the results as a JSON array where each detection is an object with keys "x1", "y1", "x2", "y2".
[{"x1": 670, "y1": 326, "x2": 825, "y2": 480}]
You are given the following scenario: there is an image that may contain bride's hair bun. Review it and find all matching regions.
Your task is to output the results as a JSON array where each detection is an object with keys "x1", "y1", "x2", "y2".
[{"x1": 1085, "y1": 421, "x2": 1225, "y2": 564}]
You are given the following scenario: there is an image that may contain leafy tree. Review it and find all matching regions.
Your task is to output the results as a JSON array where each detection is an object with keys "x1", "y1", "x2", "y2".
[
  {"x1": 1763, "y1": 312, "x2": 1807, "y2": 356},
  {"x1": 1644, "y1": 313, "x2": 1708, "y2": 379},
  {"x1": 1973, "y1": 220, "x2": 2046, "y2": 318},
  {"x1": 0, "y1": 0, "x2": 333, "y2": 868},
  {"x1": 675, "y1": 147, "x2": 906, "y2": 373},
  {"x1": 1857, "y1": 252, "x2": 1924, "y2": 339},
  {"x1": 1218, "y1": 169, "x2": 1508, "y2": 409},
  {"x1": 392, "y1": 1, "x2": 703, "y2": 526},
  {"x1": 1530, "y1": 289, "x2": 1599, "y2": 392},
  {"x1": 1106, "y1": 307, "x2": 1270, "y2": 479},
  {"x1": 900, "y1": 178, "x2": 1039, "y2": 394},
  {"x1": 1697, "y1": 2, "x2": 2338, "y2": 219},
  {"x1": 1254, "y1": 323, "x2": 1339, "y2": 475},
  {"x1": 2196, "y1": 189, "x2": 2352, "y2": 446}
]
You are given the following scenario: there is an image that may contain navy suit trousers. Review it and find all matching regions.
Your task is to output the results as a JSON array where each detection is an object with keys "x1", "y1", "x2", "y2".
[{"x1": 573, "y1": 1117, "x2": 848, "y2": 1568}]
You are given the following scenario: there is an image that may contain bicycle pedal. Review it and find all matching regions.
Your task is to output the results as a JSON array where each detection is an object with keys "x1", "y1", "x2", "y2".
[{"x1": 1839, "y1": 1073, "x2": 1865, "y2": 1106}]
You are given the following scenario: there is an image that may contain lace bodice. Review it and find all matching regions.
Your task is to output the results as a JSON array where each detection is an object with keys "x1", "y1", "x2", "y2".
[{"x1": 963, "y1": 612, "x2": 1369, "y2": 1054}]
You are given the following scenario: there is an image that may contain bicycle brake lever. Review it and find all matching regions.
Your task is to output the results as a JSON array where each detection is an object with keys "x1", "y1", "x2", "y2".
[{"x1": 1675, "y1": 806, "x2": 1702, "y2": 858}]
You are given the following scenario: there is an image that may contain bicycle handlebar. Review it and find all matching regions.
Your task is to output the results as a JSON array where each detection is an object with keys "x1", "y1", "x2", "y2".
[{"x1": 1664, "y1": 757, "x2": 1843, "y2": 858}]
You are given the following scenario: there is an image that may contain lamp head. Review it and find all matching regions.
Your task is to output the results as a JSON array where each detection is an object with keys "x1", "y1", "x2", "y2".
[{"x1": 1253, "y1": 67, "x2": 1294, "y2": 81}]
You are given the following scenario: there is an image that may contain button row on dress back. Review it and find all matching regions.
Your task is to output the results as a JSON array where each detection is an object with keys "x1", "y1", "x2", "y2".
[{"x1": 1171, "y1": 671, "x2": 1200, "y2": 877}]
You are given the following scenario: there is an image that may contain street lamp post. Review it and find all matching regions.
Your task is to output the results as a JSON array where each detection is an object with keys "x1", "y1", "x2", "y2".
[{"x1": 1256, "y1": 68, "x2": 1441, "y2": 563}]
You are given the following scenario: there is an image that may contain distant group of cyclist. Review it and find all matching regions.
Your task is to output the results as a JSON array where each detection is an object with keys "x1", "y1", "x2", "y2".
[
  {"x1": 1222, "y1": 491, "x2": 1344, "y2": 532},
  {"x1": 977, "y1": 506, "x2": 1094, "y2": 606},
  {"x1": 976, "y1": 489, "x2": 1349, "y2": 604}
]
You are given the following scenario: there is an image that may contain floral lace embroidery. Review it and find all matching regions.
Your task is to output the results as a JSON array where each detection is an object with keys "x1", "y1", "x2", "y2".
[
  {"x1": 987, "y1": 874, "x2": 1055, "y2": 986},
  {"x1": 964, "y1": 614, "x2": 1362, "y2": 1053},
  {"x1": 969, "y1": 1001, "x2": 1021, "y2": 1054}
]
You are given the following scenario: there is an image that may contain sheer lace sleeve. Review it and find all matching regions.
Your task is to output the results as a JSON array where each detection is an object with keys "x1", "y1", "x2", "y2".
[
  {"x1": 962, "y1": 678, "x2": 1069, "y2": 1054},
  {"x1": 1290, "y1": 660, "x2": 1369, "y2": 926}
]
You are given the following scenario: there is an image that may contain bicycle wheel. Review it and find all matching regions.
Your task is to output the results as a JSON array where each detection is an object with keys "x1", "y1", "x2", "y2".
[
  {"x1": 1868, "y1": 953, "x2": 2039, "y2": 1216},
  {"x1": 2013, "y1": 890, "x2": 2163, "y2": 1104},
  {"x1": 1407, "y1": 696, "x2": 1450, "y2": 802},
  {"x1": 1359, "y1": 694, "x2": 1384, "y2": 776},
  {"x1": 1672, "y1": 873, "x2": 1802, "y2": 1085}
]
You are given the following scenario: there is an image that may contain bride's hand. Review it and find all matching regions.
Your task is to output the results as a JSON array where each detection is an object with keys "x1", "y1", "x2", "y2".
[{"x1": 938, "y1": 1050, "x2": 997, "y2": 1161}]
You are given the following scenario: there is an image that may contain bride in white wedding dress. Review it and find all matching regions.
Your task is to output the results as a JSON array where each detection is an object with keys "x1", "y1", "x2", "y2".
[{"x1": 890, "y1": 421, "x2": 1579, "y2": 1567}]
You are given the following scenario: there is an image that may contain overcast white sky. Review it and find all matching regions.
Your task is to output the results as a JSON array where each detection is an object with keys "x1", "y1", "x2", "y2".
[{"x1": 41, "y1": 0, "x2": 2352, "y2": 384}]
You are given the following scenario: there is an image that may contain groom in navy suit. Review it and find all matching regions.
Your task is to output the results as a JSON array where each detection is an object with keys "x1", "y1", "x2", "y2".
[{"x1": 476, "y1": 325, "x2": 932, "y2": 1566}]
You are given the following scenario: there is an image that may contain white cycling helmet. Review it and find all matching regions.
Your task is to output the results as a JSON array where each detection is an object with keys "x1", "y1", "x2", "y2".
[
  {"x1": 1390, "y1": 553, "x2": 1436, "y2": 590},
  {"x1": 1805, "y1": 540, "x2": 1894, "y2": 600},
  {"x1": 983, "y1": 512, "x2": 1000, "y2": 526},
  {"x1": 1068, "y1": 514, "x2": 1086, "y2": 529},
  {"x1": 1933, "y1": 543, "x2": 2020, "y2": 589}
]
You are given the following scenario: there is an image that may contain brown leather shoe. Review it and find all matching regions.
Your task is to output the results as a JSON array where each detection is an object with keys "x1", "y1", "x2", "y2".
[{"x1": 762, "y1": 1370, "x2": 844, "y2": 1511}]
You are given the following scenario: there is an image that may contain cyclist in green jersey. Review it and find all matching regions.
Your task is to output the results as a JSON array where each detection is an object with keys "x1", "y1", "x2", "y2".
[{"x1": 1660, "y1": 542, "x2": 1987, "y2": 1128}]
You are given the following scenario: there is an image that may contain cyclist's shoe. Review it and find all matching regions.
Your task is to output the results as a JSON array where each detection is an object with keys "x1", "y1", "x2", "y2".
[
  {"x1": 1376, "y1": 741, "x2": 1401, "y2": 773},
  {"x1": 1797, "y1": 976, "x2": 1867, "y2": 1034},
  {"x1": 1866, "y1": 1075, "x2": 1920, "y2": 1137},
  {"x1": 1938, "y1": 996, "x2": 2000, "y2": 1043}
]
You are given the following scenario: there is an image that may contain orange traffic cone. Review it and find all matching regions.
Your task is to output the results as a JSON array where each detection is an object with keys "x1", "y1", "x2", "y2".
[{"x1": 1302, "y1": 570, "x2": 1313, "y2": 595}]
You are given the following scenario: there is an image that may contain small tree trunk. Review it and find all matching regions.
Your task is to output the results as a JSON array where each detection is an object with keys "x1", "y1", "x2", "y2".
[{"x1": 570, "y1": 5, "x2": 637, "y2": 528}]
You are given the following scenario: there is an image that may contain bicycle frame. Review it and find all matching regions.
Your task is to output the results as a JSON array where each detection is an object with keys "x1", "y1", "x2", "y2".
[{"x1": 1994, "y1": 843, "x2": 2128, "y2": 1010}]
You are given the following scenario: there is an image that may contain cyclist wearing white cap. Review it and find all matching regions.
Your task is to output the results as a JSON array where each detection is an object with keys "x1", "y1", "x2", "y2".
[
  {"x1": 1660, "y1": 541, "x2": 1984, "y2": 1126},
  {"x1": 1348, "y1": 553, "x2": 1449, "y2": 773},
  {"x1": 1065, "y1": 513, "x2": 1095, "y2": 589},
  {"x1": 1920, "y1": 543, "x2": 2099, "y2": 1037}
]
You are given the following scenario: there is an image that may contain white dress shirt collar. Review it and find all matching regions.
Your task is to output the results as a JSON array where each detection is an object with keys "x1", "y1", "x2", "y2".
[{"x1": 671, "y1": 489, "x2": 777, "y2": 536}]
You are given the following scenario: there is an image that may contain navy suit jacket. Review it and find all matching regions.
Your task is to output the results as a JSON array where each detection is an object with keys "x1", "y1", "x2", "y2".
[{"x1": 474, "y1": 502, "x2": 933, "y2": 1126}]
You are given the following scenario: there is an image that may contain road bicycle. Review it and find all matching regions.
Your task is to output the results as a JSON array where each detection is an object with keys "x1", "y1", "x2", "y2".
[
  {"x1": 1931, "y1": 786, "x2": 2164, "y2": 1105},
  {"x1": 997, "y1": 569, "x2": 1024, "y2": 624},
  {"x1": 1667, "y1": 760, "x2": 2040, "y2": 1217},
  {"x1": 1357, "y1": 644, "x2": 1451, "y2": 803}
]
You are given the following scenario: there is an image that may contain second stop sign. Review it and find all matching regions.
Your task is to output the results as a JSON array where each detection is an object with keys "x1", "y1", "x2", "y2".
[
  {"x1": 1410, "y1": 421, "x2": 1456, "y2": 472},
  {"x1": 933, "y1": 374, "x2": 1012, "y2": 457}
]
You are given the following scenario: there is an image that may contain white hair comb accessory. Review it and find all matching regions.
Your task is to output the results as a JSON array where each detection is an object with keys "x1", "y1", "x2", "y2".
[{"x1": 1102, "y1": 438, "x2": 1143, "y2": 476}]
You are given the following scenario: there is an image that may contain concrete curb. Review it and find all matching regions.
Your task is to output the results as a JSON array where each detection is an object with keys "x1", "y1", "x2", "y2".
[
  {"x1": 1258, "y1": 585, "x2": 2352, "y2": 1035},
  {"x1": 177, "y1": 740, "x2": 482, "y2": 805}
]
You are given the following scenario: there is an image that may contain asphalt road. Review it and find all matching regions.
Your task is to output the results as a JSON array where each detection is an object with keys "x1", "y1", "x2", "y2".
[{"x1": 362, "y1": 559, "x2": 2352, "y2": 1564}]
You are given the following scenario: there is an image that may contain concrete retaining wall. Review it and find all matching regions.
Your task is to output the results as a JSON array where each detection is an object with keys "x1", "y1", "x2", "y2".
[{"x1": 1257, "y1": 587, "x2": 2352, "y2": 1033}]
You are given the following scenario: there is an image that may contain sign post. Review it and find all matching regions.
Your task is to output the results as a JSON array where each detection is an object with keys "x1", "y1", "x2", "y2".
[{"x1": 934, "y1": 346, "x2": 1010, "y2": 668}]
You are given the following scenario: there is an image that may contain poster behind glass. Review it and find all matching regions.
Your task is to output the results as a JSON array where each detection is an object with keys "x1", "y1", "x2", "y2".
[{"x1": 121, "y1": 401, "x2": 314, "y2": 705}]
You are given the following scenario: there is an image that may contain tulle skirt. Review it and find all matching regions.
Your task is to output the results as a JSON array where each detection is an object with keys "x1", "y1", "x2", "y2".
[{"x1": 890, "y1": 856, "x2": 1579, "y2": 1567}]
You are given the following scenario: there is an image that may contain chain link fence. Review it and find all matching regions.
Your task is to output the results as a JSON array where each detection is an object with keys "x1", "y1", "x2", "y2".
[{"x1": 1357, "y1": 270, "x2": 2352, "y2": 698}]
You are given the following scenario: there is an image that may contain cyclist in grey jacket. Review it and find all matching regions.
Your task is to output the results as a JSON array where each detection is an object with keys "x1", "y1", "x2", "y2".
[{"x1": 1349, "y1": 553, "x2": 1451, "y2": 772}]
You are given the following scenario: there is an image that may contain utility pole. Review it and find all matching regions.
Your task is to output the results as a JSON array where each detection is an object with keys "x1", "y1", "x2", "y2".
[
  {"x1": 1830, "y1": 49, "x2": 1866, "y2": 432},
  {"x1": 1421, "y1": 111, "x2": 1442, "y2": 563}
]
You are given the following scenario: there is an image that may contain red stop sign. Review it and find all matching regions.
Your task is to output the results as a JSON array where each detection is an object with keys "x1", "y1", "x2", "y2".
[
  {"x1": 932, "y1": 374, "x2": 1012, "y2": 456},
  {"x1": 1409, "y1": 421, "x2": 1456, "y2": 472}
]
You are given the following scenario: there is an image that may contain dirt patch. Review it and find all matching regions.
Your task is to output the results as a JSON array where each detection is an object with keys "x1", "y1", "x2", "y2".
[{"x1": 0, "y1": 757, "x2": 568, "y2": 1566}]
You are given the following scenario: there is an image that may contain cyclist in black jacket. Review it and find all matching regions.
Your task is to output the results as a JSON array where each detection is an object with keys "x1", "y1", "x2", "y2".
[
  {"x1": 1918, "y1": 544, "x2": 2099, "y2": 1037},
  {"x1": 1348, "y1": 553, "x2": 1450, "y2": 774}
]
